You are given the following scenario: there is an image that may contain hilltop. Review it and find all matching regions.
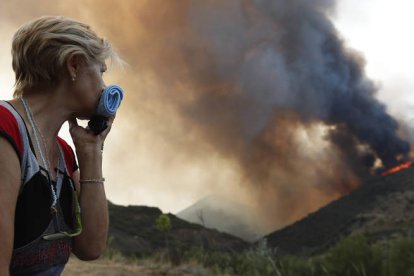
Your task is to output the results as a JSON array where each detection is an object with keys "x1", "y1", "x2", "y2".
[{"x1": 176, "y1": 194, "x2": 265, "y2": 242}]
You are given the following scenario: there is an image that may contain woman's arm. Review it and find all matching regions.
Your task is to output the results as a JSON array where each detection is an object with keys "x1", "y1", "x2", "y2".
[
  {"x1": 68, "y1": 117, "x2": 114, "y2": 261},
  {"x1": 71, "y1": 149, "x2": 109, "y2": 261},
  {"x1": 0, "y1": 138, "x2": 21, "y2": 275}
]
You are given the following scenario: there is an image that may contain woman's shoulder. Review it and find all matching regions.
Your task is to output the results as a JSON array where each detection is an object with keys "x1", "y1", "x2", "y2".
[
  {"x1": 0, "y1": 100, "x2": 22, "y2": 124},
  {"x1": 0, "y1": 100, "x2": 18, "y2": 122},
  {"x1": 0, "y1": 100, "x2": 25, "y2": 158}
]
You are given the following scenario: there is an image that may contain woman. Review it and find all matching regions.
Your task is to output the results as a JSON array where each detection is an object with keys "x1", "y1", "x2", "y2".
[{"x1": 0, "y1": 16, "x2": 120, "y2": 275}]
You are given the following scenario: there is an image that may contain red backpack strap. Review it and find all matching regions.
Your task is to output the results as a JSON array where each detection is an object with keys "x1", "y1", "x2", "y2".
[
  {"x1": 0, "y1": 103, "x2": 24, "y2": 161},
  {"x1": 57, "y1": 137, "x2": 78, "y2": 177},
  {"x1": 0, "y1": 101, "x2": 41, "y2": 191}
]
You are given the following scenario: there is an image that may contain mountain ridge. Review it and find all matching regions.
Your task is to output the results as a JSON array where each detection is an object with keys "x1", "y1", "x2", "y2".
[{"x1": 264, "y1": 166, "x2": 414, "y2": 254}]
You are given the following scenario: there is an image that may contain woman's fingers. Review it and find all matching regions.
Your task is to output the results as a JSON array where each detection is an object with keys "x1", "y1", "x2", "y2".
[
  {"x1": 69, "y1": 115, "x2": 115, "y2": 144},
  {"x1": 107, "y1": 115, "x2": 115, "y2": 129},
  {"x1": 99, "y1": 115, "x2": 116, "y2": 139}
]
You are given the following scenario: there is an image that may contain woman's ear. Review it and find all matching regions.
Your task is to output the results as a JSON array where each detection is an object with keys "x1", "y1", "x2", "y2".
[{"x1": 66, "y1": 55, "x2": 83, "y2": 82}]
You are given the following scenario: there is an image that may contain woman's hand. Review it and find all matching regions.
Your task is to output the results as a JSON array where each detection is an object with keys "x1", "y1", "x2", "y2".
[
  {"x1": 68, "y1": 116, "x2": 115, "y2": 155},
  {"x1": 68, "y1": 117, "x2": 112, "y2": 261}
]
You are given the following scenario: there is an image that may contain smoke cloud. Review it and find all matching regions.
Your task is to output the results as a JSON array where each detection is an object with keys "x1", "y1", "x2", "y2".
[{"x1": 0, "y1": 0, "x2": 410, "y2": 233}]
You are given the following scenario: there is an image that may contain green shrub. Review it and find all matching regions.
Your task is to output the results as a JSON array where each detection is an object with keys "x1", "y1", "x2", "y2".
[
  {"x1": 277, "y1": 255, "x2": 329, "y2": 276},
  {"x1": 323, "y1": 235, "x2": 382, "y2": 276},
  {"x1": 389, "y1": 237, "x2": 414, "y2": 276},
  {"x1": 181, "y1": 239, "x2": 280, "y2": 276},
  {"x1": 104, "y1": 233, "x2": 414, "y2": 275}
]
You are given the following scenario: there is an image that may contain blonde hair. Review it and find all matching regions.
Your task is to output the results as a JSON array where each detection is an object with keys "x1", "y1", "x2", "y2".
[{"x1": 12, "y1": 15, "x2": 118, "y2": 97}]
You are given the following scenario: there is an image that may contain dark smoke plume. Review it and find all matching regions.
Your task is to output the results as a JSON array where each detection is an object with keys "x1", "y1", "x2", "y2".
[{"x1": 187, "y1": 0, "x2": 409, "y2": 170}]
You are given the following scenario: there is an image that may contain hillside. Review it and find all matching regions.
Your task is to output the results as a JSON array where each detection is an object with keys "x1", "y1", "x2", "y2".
[
  {"x1": 176, "y1": 194, "x2": 265, "y2": 242},
  {"x1": 107, "y1": 202, "x2": 250, "y2": 258},
  {"x1": 265, "y1": 166, "x2": 414, "y2": 255}
]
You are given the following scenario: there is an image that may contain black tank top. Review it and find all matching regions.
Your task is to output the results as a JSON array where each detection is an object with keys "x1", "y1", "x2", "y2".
[{"x1": 0, "y1": 101, "x2": 79, "y2": 275}]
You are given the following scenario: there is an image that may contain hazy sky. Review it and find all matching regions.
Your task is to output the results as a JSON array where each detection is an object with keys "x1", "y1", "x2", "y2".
[
  {"x1": 335, "y1": 0, "x2": 414, "y2": 119},
  {"x1": 1, "y1": 0, "x2": 413, "y2": 220}
]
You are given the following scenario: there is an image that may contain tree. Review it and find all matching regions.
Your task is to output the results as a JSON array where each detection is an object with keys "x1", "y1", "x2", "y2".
[{"x1": 155, "y1": 213, "x2": 172, "y2": 248}]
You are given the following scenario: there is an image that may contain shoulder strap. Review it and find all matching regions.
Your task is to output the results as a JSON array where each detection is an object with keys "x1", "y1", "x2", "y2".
[
  {"x1": 0, "y1": 101, "x2": 24, "y2": 159},
  {"x1": 57, "y1": 137, "x2": 77, "y2": 177},
  {"x1": 0, "y1": 101, "x2": 40, "y2": 192}
]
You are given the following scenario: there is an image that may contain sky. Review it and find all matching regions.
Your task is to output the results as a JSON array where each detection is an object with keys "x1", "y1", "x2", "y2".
[
  {"x1": 334, "y1": 0, "x2": 414, "y2": 119},
  {"x1": 1, "y1": 0, "x2": 414, "y2": 230}
]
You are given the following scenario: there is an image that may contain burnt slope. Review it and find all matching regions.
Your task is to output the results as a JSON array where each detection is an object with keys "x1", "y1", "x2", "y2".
[{"x1": 265, "y1": 167, "x2": 414, "y2": 254}]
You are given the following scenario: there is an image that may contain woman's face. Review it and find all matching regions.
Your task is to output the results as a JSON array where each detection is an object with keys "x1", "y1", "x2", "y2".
[{"x1": 70, "y1": 60, "x2": 107, "y2": 119}]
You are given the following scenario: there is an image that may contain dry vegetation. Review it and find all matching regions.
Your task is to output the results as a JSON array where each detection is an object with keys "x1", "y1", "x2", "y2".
[{"x1": 63, "y1": 254, "x2": 210, "y2": 276}]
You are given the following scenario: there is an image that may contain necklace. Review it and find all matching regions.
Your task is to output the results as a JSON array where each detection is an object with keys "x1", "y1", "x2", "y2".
[{"x1": 20, "y1": 96, "x2": 59, "y2": 213}]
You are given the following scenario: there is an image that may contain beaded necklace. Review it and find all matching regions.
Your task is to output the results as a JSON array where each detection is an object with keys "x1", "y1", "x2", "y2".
[{"x1": 20, "y1": 96, "x2": 59, "y2": 213}]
